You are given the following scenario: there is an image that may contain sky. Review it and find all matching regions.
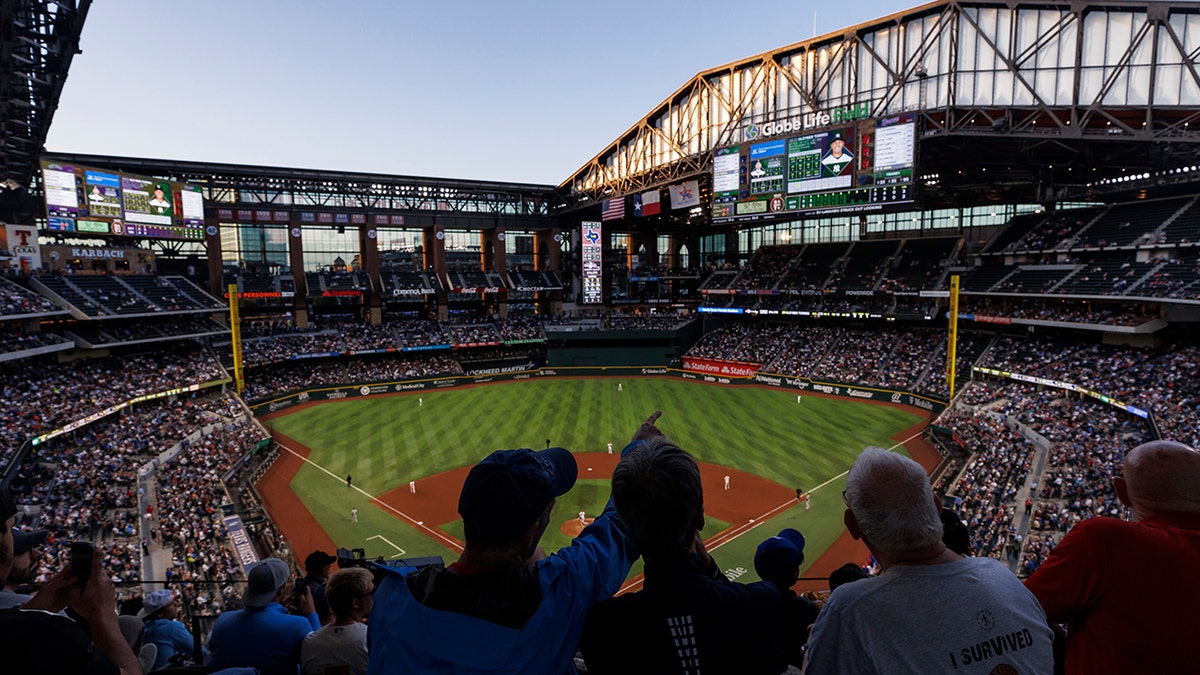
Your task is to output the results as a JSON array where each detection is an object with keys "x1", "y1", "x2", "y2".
[{"x1": 45, "y1": 0, "x2": 923, "y2": 186}]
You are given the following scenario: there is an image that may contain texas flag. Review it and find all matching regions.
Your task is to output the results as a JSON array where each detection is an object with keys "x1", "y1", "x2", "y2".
[{"x1": 641, "y1": 189, "x2": 661, "y2": 216}]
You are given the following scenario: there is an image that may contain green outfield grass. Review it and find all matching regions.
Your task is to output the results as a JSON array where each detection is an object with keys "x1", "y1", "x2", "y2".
[{"x1": 267, "y1": 377, "x2": 922, "y2": 581}]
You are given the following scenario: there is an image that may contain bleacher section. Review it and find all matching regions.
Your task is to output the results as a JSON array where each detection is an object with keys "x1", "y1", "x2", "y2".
[
  {"x1": 1072, "y1": 197, "x2": 1189, "y2": 249},
  {"x1": 66, "y1": 317, "x2": 229, "y2": 348},
  {"x1": 880, "y1": 237, "x2": 958, "y2": 292},
  {"x1": 729, "y1": 246, "x2": 798, "y2": 290},
  {"x1": 0, "y1": 277, "x2": 67, "y2": 317},
  {"x1": 35, "y1": 276, "x2": 110, "y2": 317},
  {"x1": 1161, "y1": 198, "x2": 1200, "y2": 246},
  {"x1": 1134, "y1": 257, "x2": 1200, "y2": 298},
  {"x1": 33, "y1": 274, "x2": 225, "y2": 317},
  {"x1": 832, "y1": 240, "x2": 902, "y2": 291},
  {"x1": 982, "y1": 211, "x2": 1048, "y2": 253},
  {"x1": 778, "y1": 243, "x2": 851, "y2": 292},
  {"x1": 449, "y1": 269, "x2": 507, "y2": 293},
  {"x1": 992, "y1": 265, "x2": 1078, "y2": 294},
  {"x1": 1010, "y1": 209, "x2": 1101, "y2": 251},
  {"x1": 961, "y1": 261, "x2": 1015, "y2": 292},
  {"x1": 508, "y1": 270, "x2": 563, "y2": 290},
  {"x1": 1054, "y1": 259, "x2": 1159, "y2": 296},
  {"x1": 381, "y1": 270, "x2": 441, "y2": 297}
]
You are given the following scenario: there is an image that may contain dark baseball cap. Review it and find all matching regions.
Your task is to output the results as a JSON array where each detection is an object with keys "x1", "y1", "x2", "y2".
[
  {"x1": 459, "y1": 448, "x2": 577, "y2": 541},
  {"x1": 12, "y1": 528, "x2": 49, "y2": 554},
  {"x1": 305, "y1": 550, "x2": 337, "y2": 574},
  {"x1": 754, "y1": 528, "x2": 807, "y2": 586}
]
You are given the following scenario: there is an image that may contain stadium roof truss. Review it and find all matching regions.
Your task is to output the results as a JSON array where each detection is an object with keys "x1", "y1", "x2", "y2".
[
  {"x1": 43, "y1": 153, "x2": 563, "y2": 226},
  {"x1": 561, "y1": 0, "x2": 1200, "y2": 210},
  {"x1": 0, "y1": 0, "x2": 89, "y2": 189}
]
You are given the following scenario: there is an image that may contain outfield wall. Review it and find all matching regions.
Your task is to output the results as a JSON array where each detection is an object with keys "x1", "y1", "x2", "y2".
[{"x1": 247, "y1": 366, "x2": 947, "y2": 417}]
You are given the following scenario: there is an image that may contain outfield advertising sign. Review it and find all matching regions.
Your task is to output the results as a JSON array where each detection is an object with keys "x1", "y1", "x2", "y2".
[
  {"x1": 250, "y1": 366, "x2": 944, "y2": 415},
  {"x1": 682, "y1": 357, "x2": 761, "y2": 377}
]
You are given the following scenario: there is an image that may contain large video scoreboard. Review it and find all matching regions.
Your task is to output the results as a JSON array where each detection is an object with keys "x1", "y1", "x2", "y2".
[
  {"x1": 712, "y1": 113, "x2": 916, "y2": 223},
  {"x1": 40, "y1": 160, "x2": 206, "y2": 241}
]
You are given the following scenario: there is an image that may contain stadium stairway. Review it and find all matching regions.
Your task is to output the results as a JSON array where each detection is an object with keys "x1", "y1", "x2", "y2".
[{"x1": 1009, "y1": 443, "x2": 1051, "y2": 574}]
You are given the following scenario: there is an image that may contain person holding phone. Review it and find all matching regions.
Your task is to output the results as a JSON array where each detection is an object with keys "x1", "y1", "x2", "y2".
[{"x1": 0, "y1": 489, "x2": 143, "y2": 674}]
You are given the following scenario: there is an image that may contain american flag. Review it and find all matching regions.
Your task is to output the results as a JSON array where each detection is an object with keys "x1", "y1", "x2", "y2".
[{"x1": 601, "y1": 197, "x2": 625, "y2": 221}]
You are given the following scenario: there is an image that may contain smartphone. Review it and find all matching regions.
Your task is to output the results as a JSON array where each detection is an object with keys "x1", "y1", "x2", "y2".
[
  {"x1": 294, "y1": 577, "x2": 308, "y2": 600},
  {"x1": 69, "y1": 542, "x2": 94, "y2": 589}
]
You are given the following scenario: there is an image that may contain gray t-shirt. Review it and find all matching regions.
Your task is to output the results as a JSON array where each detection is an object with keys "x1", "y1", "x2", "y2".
[
  {"x1": 805, "y1": 556, "x2": 1053, "y2": 674},
  {"x1": 300, "y1": 622, "x2": 368, "y2": 675}
]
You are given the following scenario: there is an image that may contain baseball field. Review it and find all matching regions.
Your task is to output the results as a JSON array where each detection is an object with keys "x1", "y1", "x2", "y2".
[{"x1": 257, "y1": 376, "x2": 934, "y2": 587}]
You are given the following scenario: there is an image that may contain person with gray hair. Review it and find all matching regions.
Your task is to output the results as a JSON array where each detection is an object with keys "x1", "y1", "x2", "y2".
[
  {"x1": 804, "y1": 447, "x2": 1053, "y2": 674},
  {"x1": 1025, "y1": 440, "x2": 1200, "y2": 673}
]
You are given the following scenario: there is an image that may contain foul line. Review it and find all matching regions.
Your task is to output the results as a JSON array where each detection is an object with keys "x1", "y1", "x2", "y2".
[
  {"x1": 617, "y1": 428, "x2": 925, "y2": 594},
  {"x1": 275, "y1": 441, "x2": 464, "y2": 553},
  {"x1": 367, "y1": 534, "x2": 407, "y2": 558}
]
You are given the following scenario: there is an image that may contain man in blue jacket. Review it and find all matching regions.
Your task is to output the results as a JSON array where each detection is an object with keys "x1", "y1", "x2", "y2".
[{"x1": 367, "y1": 414, "x2": 656, "y2": 674}]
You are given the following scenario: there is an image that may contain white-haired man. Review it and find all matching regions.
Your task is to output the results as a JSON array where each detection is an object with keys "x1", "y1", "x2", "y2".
[
  {"x1": 803, "y1": 447, "x2": 1053, "y2": 674},
  {"x1": 1025, "y1": 440, "x2": 1200, "y2": 673}
]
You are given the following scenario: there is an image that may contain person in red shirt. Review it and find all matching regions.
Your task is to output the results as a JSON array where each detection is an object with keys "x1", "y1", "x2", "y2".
[{"x1": 1025, "y1": 440, "x2": 1200, "y2": 673}]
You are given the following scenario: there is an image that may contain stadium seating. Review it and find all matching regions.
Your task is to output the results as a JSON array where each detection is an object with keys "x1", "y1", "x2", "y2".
[{"x1": 1071, "y1": 197, "x2": 1189, "y2": 249}]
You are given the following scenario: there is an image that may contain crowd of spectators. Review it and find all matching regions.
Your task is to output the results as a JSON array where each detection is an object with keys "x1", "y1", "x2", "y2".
[
  {"x1": 686, "y1": 323, "x2": 951, "y2": 397},
  {"x1": 6, "y1": 391, "x2": 248, "y2": 606},
  {"x1": 241, "y1": 353, "x2": 463, "y2": 401},
  {"x1": 0, "y1": 278, "x2": 62, "y2": 316},
  {"x1": 237, "y1": 316, "x2": 551, "y2": 367},
  {"x1": 728, "y1": 245, "x2": 798, "y2": 290},
  {"x1": 939, "y1": 374, "x2": 1158, "y2": 576},
  {"x1": 154, "y1": 417, "x2": 267, "y2": 617},
  {"x1": 938, "y1": 409, "x2": 1033, "y2": 558},
  {"x1": 0, "y1": 349, "x2": 225, "y2": 469},
  {"x1": 0, "y1": 331, "x2": 72, "y2": 355},
  {"x1": 687, "y1": 323, "x2": 791, "y2": 364},
  {"x1": 444, "y1": 322, "x2": 502, "y2": 345},
  {"x1": 1136, "y1": 257, "x2": 1200, "y2": 298},
  {"x1": 962, "y1": 298, "x2": 1158, "y2": 326},
  {"x1": 979, "y1": 336, "x2": 1199, "y2": 448},
  {"x1": 70, "y1": 317, "x2": 229, "y2": 346}
]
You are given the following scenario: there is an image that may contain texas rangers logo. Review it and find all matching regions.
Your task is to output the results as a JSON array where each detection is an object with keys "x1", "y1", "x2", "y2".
[{"x1": 584, "y1": 228, "x2": 600, "y2": 244}]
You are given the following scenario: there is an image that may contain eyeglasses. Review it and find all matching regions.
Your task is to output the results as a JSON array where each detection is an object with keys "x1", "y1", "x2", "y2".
[{"x1": 842, "y1": 490, "x2": 850, "y2": 507}]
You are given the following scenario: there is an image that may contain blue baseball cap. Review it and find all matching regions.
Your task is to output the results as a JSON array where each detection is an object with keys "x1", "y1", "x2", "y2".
[
  {"x1": 754, "y1": 528, "x2": 807, "y2": 586},
  {"x1": 459, "y1": 448, "x2": 577, "y2": 541}
]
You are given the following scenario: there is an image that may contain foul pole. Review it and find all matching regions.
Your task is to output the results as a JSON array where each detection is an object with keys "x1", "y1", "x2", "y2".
[
  {"x1": 946, "y1": 274, "x2": 960, "y2": 400},
  {"x1": 228, "y1": 284, "x2": 245, "y2": 394}
]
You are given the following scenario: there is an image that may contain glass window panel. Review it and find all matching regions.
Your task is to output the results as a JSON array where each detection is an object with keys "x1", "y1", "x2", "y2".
[{"x1": 994, "y1": 71, "x2": 1014, "y2": 105}]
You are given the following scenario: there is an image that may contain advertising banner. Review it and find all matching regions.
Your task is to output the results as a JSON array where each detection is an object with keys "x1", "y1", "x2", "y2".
[
  {"x1": 224, "y1": 515, "x2": 260, "y2": 569},
  {"x1": 3, "y1": 223, "x2": 42, "y2": 271},
  {"x1": 250, "y1": 366, "x2": 946, "y2": 415},
  {"x1": 682, "y1": 357, "x2": 760, "y2": 377}
]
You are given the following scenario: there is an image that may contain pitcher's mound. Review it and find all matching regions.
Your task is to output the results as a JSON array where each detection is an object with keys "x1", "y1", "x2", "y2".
[{"x1": 561, "y1": 518, "x2": 594, "y2": 537}]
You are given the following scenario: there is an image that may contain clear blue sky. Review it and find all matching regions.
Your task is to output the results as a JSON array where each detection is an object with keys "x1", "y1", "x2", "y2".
[{"x1": 46, "y1": 0, "x2": 921, "y2": 186}]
